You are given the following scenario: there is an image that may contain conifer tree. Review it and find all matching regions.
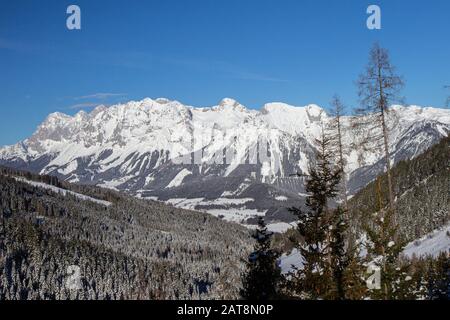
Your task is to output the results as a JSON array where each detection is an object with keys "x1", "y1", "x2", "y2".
[
  {"x1": 328, "y1": 207, "x2": 349, "y2": 299},
  {"x1": 341, "y1": 249, "x2": 367, "y2": 299},
  {"x1": 241, "y1": 217, "x2": 281, "y2": 300},
  {"x1": 326, "y1": 97, "x2": 369, "y2": 299},
  {"x1": 427, "y1": 252, "x2": 450, "y2": 300},
  {"x1": 288, "y1": 121, "x2": 342, "y2": 299},
  {"x1": 328, "y1": 95, "x2": 349, "y2": 211},
  {"x1": 327, "y1": 207, "x2": 369, "y2": 300},
  {"x1": 364, "y1": 178, "x2": 412, "y2": 299}
]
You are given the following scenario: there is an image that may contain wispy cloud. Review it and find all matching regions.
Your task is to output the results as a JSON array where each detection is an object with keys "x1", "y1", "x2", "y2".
[
  {"x1": 1, "y1": 37, "x2": 285, "y2": 83},
  {"x1": 445, "y1": 86, "x2": 450, "y2": 107},
  {"x1": 75, "y1": 93, "x2": 127, "y2": 100},
  {"x1": 65, "y1": 93, "x2": 126, "y2": 110},
  {"x1": 0, "y1": 38, "x2": 35, "y2": 52},
  {"x1": 230, "y1": 71, "x2": 288, "y2": 83},
  {"x1": 67, "y1": 102, "x2": 102, "y2": 110},
  {"x1": 164, "y1": 57, "x2": 288, "y2": 83}
]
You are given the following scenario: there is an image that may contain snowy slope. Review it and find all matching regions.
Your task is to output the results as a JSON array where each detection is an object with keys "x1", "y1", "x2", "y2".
[
  {"x1": 279, "y1": 249, "x2": 303, "y2": 275},
  {"x1": 279, "y1": 224, "x2": 450, "y2": 275},
  {"x1": 14, "y1": 176, "x2": 112, "y2": 207},
  {"x1": 166, "y1": 168, "x2": 192, "y2": 188},
  {"x1": 403, "y1": 223, "x2": 450, "y2": 258}
]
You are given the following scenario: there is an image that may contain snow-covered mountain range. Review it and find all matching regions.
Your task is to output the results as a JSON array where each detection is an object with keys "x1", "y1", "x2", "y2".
[{"x1": 1, "y1": 97, "x2": 449, "y2": 227}]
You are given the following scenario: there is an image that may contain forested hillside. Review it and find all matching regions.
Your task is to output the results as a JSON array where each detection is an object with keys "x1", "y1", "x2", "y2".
[
  {"x1": 0, "y1": 167, "x2": 253, "y2": 299},
  {"x1": 349, "y1": 136, "x2": 450, "y2": 241}
]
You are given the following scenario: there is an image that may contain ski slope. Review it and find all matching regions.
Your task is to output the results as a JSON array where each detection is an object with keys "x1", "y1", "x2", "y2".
[{"x1": 14, "y1": 177, "x2": 112, "y2": 207}]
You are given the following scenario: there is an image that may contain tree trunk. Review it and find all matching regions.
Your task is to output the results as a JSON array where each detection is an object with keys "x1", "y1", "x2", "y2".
[
  {"x1": 336, "y1": 115, "x2": 348, "y2": 211},
  {"x1": 378, "y1": 64, "x2": 395, "y2": 216},
  {"x1": 380, "y1": 108, "x2": 394, "y2": 214}
]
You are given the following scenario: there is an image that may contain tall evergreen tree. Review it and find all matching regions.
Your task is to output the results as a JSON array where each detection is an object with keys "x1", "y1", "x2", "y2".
[
  {"x1": 241, "y1": 217, "x2": 281, "y2": 300},
  {"x1": 288, "y1": 121, "x2": 342, "y2": 299},
  {"x1": 341, "y1": 247, "x2": 368, "y2": 300},
  {"x1": 328, "y1": 207, "x2": 349, "y2": 299},
  {"x1": 363, "y1": 177, "x2": 412, "y2": 299},
  {"x1": 328, "y1": 95, "x2": 349, "y2": 211},
  {"x1": 427, "y1": 252, "x2": 450, "y2": 300},
  {"x1": 327, "y1": 97, "x2": 368, "y2": 299}
]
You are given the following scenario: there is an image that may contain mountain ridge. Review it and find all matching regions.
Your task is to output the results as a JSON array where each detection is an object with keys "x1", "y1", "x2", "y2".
[{"x1": 1, "y1": 97, "x2": 449, "y2": 227}]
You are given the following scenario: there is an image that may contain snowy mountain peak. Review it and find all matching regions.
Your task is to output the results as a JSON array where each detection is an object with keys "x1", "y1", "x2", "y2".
[
  {"x1": 155, "y1": 97, "x2": 171, "y2": 104},
  {"x1": 215, "y1": 98, "x2": 246, "y2": 112},
  {"x1": 91, "y1": 105, "x2": 108, "y2": 116},
  {"x1": 261, "y1": 102, "x2": 325, "y2": 117},
  {"x1": 305, "y1": 104, "x2": 325, "y2": 120},
  {"x1": 261, "y1": 102, "x2": 294, "y2": 113},
  {"x1": 140, "y1": 97, "x2": 155, "y2": 105},
  {"x1": 74, "y1": 110, "x2": 89, "y2": 120},
  {"x1": 260, "y1": 102, "x2": 326, "y2": 138},
  {"x1": 391, "y1": 104, "x2": 450, "y2": 124},
  {"x1": 45, "y1": 111, "x2": 72, "y2": 122}
]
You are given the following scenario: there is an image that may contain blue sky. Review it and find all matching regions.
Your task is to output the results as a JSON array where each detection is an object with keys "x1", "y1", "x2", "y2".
[{"x1": 0, "y1": 0, "x2": 449, "y2": 146}]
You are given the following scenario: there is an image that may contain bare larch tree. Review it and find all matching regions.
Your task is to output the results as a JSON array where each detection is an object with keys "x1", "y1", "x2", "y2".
[
  {"x1": 328, "y1": 95, "x2": 348, "y2": 211},
  {"x1": 354, "y1": 43, "x2": 404, "y2": 214}
]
